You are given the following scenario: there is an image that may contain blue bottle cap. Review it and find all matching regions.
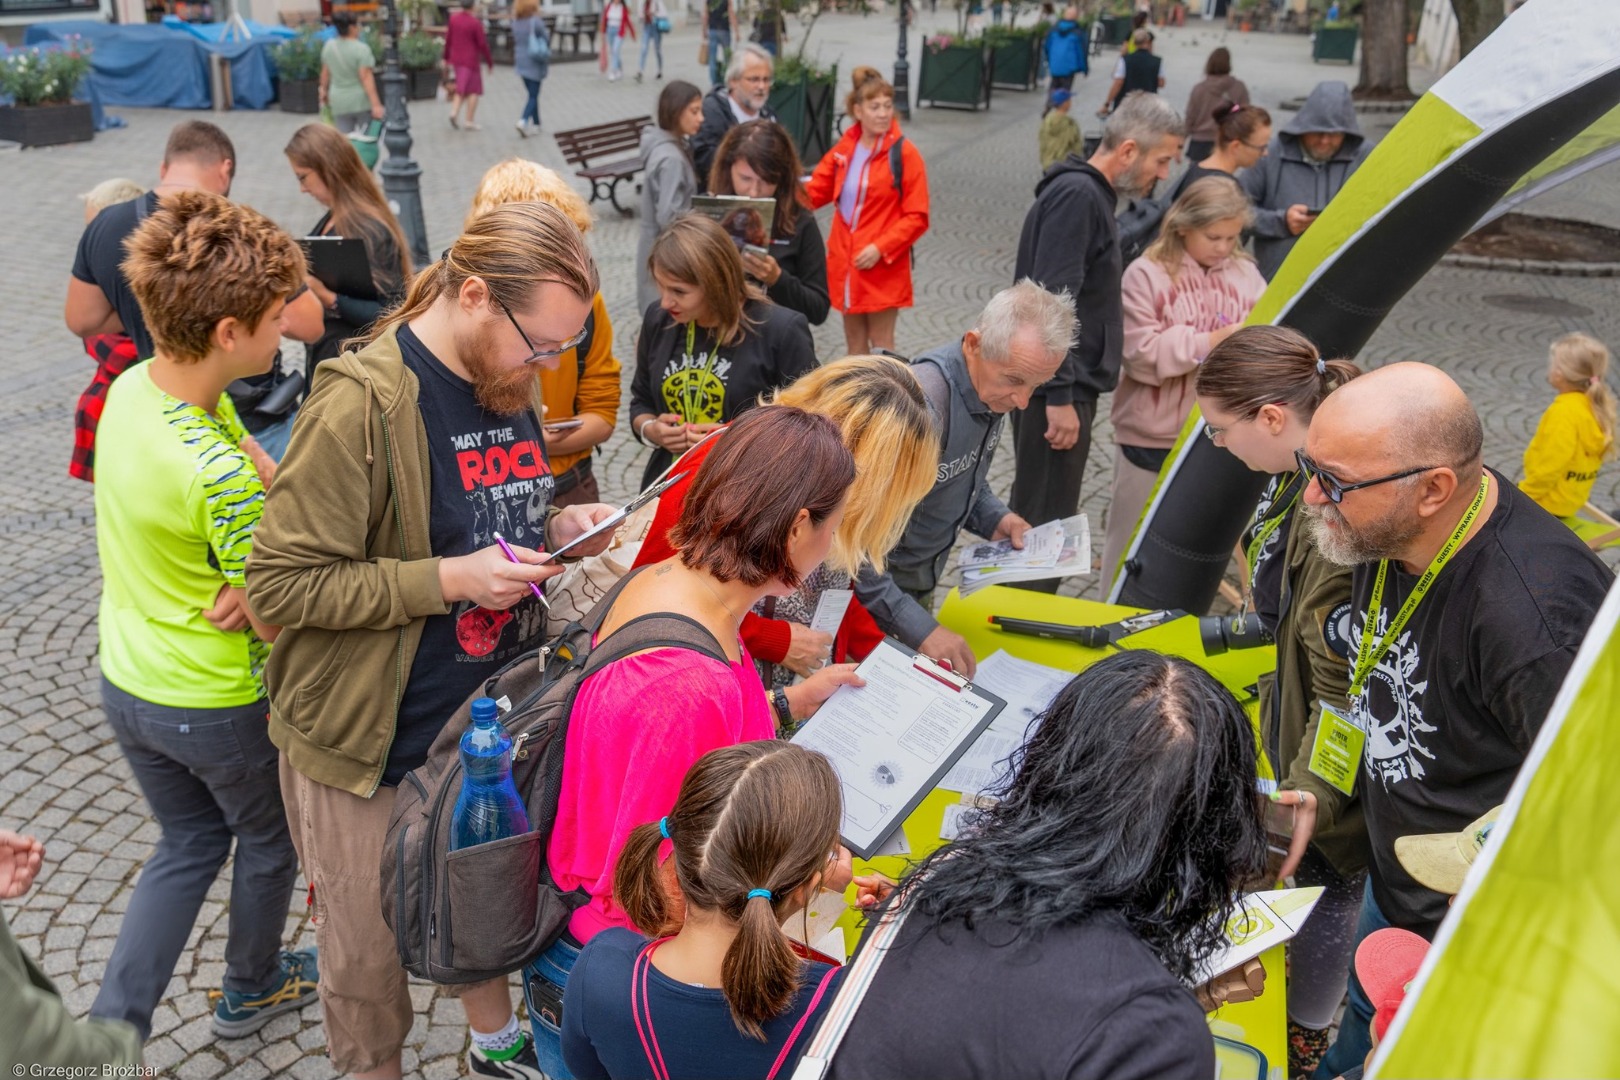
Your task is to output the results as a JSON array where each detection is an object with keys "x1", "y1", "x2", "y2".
[{"x1": 470, "y1": 697, "x2": 500, "y2": 725}]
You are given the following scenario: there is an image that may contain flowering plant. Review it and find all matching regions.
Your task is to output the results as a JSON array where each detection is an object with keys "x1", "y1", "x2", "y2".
[
  {"x1": 0, "y1": 40, "x2": 94, "y2": 106},
  {"x1": 925, "y1": 31, "x2": 978, "y2": 51}
]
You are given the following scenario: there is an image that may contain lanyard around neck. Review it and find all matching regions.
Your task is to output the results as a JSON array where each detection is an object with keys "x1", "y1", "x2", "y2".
[
  {"x1": 1349, "y1": 474, "x2": 1490, "y2": 698},
  {"x1": 1246, "y1": 472, "x2": 1302, "y2": 576},
  {"x1": 678, "y1": 321, "x2": 720, "y2": 425}
]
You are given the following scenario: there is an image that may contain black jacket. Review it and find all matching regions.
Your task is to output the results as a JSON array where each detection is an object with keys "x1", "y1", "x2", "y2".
[
  {"x1": 764, "y1": 206, "x2": 831, "y2": 325},
  {"x1": 1013, "y1": 158, "x2": 1123, "y2": 405},
  {"x1": 630, "y1": 296, "x2": 818, "y2": 486},
  {"x1": 690, "y1": 87, "x2": 778, "y2": 192}
]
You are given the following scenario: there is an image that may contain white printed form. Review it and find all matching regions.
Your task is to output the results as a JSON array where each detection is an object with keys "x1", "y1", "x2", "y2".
[
  {"x1": 792, "y1": 639, "x2": 1002, "y2": 858},
  {"x1": 938, "y1": 651, "x2": 1075, "y2": 796}
]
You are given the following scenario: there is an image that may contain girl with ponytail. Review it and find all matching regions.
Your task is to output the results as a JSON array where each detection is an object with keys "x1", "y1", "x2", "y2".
[
  {"x1": 561, "y1": 741, "x2": 854, "y2": 1079},
  {"x1": 1193, "y1": 325, "x2": 1365, "y2": 1079},
  {"x1": 1520, "y1": 332, "x2": 1615, "y2": 519}
]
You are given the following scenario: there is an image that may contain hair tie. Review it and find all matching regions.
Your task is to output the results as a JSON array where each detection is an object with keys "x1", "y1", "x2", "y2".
[
  {"x1": 1316, "y1": 357, "x2": 1328, "y2": 376},
  {"x1": 658, "y1": 817, "x2": 672, "y2": 840},
  {"x1": 746, "y1": 888, "x2": 773, "y2": 901},
  {"x1": 1591, "y1": 375, "x2": 1603, "y2": 388},
  {"x1": 1219, "y1": 101, "x2": 1243, "y2": 120}
]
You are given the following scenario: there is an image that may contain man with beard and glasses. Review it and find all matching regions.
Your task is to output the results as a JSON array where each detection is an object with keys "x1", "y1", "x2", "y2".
[
  {"x1": 1010, "y1": 91, "x2": 1184, "y2": 591},
  {"x1": 245, "y1": 203, "x2": 618, "y2": 1080},
  {"x1": 690, "y1": 43, "x2": 778, "y2": 192},
  {"x1": 1297, "y1": 363, "x2": 1611, "y2": 1079}
]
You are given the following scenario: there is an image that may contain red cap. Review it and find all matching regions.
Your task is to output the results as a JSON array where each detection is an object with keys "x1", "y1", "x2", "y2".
[{"x1": 1355, "y1": 928, "x2": 1429, "y2": 1042}]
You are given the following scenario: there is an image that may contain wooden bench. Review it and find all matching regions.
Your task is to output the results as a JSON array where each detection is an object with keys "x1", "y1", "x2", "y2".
[
  {"x1": 554, "y1": 116, "x2": 654, "y2": 215},
  {"x1": 542, "y1": 14, "x2": 598, "y2": 61}
]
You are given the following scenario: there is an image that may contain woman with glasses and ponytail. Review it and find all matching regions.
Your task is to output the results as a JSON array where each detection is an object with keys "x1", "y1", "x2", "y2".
[
  {"x1": 561, "y1": 741, "x2": 875, "y2": 1080},
  {"x1": 1193, "y1": 325, "x2": 1366, "y2": 1079}
]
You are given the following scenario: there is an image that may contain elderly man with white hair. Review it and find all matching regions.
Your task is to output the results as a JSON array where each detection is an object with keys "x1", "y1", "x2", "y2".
[
  {"x1": 854, "y1": 280, "x2": 1078, "y2": 677},
  {"x1": 691, "y1": 42, "x2": 779, "y2": 189}
]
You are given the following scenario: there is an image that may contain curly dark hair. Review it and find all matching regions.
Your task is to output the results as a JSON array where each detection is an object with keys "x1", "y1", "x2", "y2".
[{"x1": 896, "y1": 650, "x2": 1267, "y2": 981}]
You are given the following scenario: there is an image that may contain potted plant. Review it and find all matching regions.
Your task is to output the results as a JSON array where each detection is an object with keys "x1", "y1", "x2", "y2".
[
  {"x1": 918, "y1": 32, "x2": 992, "y2": 110},
  {"x1": 0, "y1": 41, "x2": 95, "y2": 148},
  {"x1": 399, "y1": 30, "x2": 445, "y2": 100},
  {"x1": 767, "y1": 53, "x2": 837, "y2": 167},
  {"x1": 985, "y1": 22, "x2": 1041, "y2": 91},
  {"x1": 1312, "y1": 17, "x2": 1359, "y2": 62},
  {"x1": 274, "y1": 28, "x2": 323, "y2": 113}
]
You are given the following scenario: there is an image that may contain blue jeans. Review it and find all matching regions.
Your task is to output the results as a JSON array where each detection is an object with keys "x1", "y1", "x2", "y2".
[
  {"x1": 524, "y1": 934, "x2": 582, "y2": 1079},
  {"x1": 1314, "y1": 878, "x2": 1390, "y2": 1078},
  {"x1": 250, "y1": 408, "x2": 297, "y2": 462},
  {"x1": 639, "y1": 24, "x2": 662, "y2": 74},
  {"x1": 90, "y1": 676, "x2": 298, "y2": 1040},
  {"x1": 707, "y1": 27, "x2": 731, "y2": 85},
  {"x1": 520, "y1": 76, "x2": 542, "y2": 125},
  {"x1": 608, "y1": 28, "x2": 625, "y2": 75}
]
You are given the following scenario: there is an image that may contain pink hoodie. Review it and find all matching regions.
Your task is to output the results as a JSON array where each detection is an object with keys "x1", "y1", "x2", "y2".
[{"x1": 1112, "y1": 251, "x2": 1267, "y2": 448}]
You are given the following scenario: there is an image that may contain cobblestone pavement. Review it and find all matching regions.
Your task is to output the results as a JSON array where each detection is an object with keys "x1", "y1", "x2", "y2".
[{"x1": 2, "y1": 11, "x2": 1618, "y2": 1077}]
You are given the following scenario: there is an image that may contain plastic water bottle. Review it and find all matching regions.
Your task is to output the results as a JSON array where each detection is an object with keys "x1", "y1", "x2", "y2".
[{"x1": 450, "y1": 698, "x2": 530, "y2": 850}]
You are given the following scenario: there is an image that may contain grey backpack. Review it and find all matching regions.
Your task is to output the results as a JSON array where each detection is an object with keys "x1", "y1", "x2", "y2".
[{"x1": 380, "y1": 567, "x2": 726, "y2": 984}]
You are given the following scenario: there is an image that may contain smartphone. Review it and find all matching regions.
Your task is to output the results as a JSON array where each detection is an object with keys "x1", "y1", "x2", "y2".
[
  {"x1": 543, "y1": 419, "x2": 584, "y2": 434},
  {"x1": 1303, "y1": 207, "x2": 1323, "y2": 217},
  {"x1": 743, "y1": 243, "x2": 770, "y2": 258}
]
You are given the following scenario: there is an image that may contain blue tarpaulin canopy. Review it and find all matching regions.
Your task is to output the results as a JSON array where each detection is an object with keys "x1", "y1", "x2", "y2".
[{"x1": 23, "y1": 19, "x2": 292, "y2": 110}]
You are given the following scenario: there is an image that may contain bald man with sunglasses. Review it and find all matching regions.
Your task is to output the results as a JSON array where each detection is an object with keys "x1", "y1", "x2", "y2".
[{"x1": 1299, "y1": 362, "x2": 1611, "y2": 1078}]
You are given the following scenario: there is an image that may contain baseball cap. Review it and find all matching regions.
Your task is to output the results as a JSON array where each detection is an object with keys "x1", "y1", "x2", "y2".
[
  {"x1": 1050, "y1": 89, "x2": 1072, "y2": 107},
  {"x1": 1394, "y1": 805, "x2": 1502, "y2": 895},
  {"x1": 1355, "y1": 928, "x2": 1429, "y2": 1043}
]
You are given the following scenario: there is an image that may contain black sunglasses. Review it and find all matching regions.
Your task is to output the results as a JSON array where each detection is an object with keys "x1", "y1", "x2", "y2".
[
  {"x1": 1294, "y1": 449, "x2": 1437, "y2": 504},
  {"x1": 496, "y1": 297, "x2": 588, "y2": 363}
]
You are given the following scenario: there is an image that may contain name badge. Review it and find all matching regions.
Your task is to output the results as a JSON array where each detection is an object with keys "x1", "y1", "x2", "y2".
[{"x1": 1308, "y1": 703, "x2": 1365, "y2": 797}]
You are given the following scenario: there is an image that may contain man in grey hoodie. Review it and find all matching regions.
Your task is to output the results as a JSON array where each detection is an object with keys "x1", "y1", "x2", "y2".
[
  {"x1": 1240, "y1": 80, "x2": 1370, "y2": 279},
  {"x1": 853, "y1": 281, "x2": 1077, "y2": 676}
]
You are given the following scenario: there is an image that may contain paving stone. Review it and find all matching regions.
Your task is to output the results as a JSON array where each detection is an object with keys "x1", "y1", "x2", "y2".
[
  {"x1": 173, "y1": 1053, "x2": 228, "y2": 1080},
  {"x1": 143, "y1": 1036, "x2": 187, "y2": 1073},
  {"x1": 255, "y1": 1040, "x2": 303, "y2": 1073},
  {"x1": 220, "y1": 1061, "x2": 270, "y2": 1080}
]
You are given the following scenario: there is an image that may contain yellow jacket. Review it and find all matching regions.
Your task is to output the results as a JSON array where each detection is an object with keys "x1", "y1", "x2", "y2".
[
  {"x1": 538, "y1": 292, "x2": 621, "y2": 476},
  {"x1": 1520, "y1": 391, "x2": 1609, "y2": 518}
]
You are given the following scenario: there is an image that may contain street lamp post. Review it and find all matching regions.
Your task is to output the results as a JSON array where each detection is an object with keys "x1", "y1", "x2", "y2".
[
  {"x1": 894, "y1": 0, "x2": 911, "y2": 120},
  {"x1": 379, "y1": 0, "x2": 432, "y2": 269}
]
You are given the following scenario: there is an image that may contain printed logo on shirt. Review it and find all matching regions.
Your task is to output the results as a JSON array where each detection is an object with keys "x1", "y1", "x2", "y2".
[
  {"x1": 936, "y1": 425, "x2": 1001, "y2": 485},
  {"x1": 1350, "y1": 606, "x2": 1435, "y2": 791},
  {"x1": 660, "y1": 351, "x2": 733, "y2": 424},
  {"x1": 1249, "y1": 474, "x2": 1287, "y2": 573}
]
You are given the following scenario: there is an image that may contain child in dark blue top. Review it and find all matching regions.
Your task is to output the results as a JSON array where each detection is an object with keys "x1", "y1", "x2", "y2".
[{"x1": 561, "y1": 741, "x2": 850, "y2": 1080}]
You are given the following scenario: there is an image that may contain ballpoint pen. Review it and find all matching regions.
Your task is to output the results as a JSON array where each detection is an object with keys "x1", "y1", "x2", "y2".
[{"x1": 492, "y1": 532, "x2": 549, "y2": 610}]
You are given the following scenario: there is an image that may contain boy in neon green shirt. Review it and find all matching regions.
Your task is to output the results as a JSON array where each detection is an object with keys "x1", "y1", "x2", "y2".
[{"x1": 91, "y1": 191, "x2": 317, "y2": 1043}]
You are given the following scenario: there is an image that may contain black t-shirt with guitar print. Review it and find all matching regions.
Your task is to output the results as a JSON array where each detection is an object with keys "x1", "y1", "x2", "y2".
[{"x1": 383, "y1": 325, "x2": 555, "y2": 786}]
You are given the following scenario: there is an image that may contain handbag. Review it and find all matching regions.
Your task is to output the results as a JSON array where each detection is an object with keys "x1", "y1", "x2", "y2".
[
  {"x1": 655, "y1": 15, "x2": 672, "y2": 32},
  {"x1": 528, "y1": 20, "x2": 552, "y2": 62},
  {"x1": 698, "y1": 37, "x2": 710, "y2": 65}
]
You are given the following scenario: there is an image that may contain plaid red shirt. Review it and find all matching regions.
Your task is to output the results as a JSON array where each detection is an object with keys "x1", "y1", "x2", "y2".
[{"x1": 70, "y1": 333, "x2": 140, "y2": 483}]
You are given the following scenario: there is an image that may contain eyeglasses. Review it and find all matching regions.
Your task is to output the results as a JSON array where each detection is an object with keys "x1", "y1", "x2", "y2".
[
  {"x1": 1294, "y1": 449, "x2": 1436, "y2": 504},
  {"x1": 1242, "y1": 140, "x2": 1270, "y2": 152},
  {"x1": 1202, "y1": 422, "x2": 1225, "y2": 443},
  {"x1": 496, "y1": 297, "x2": 588, "y2": 363}
]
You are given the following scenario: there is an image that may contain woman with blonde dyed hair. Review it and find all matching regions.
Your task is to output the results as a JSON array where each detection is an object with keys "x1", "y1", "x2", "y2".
[
  {"x1": 634, "y1": 354, "x2": 939, "y2": 699},
  {"x1": 1103, "y1": 176, "x2": 1267, "y2": 591},
  {"x1": 465, "y1": 158, "x2": 619, "y2": 505},
  {"x1": 630, "y1": 214, "x2": 816, "y2": 488}
]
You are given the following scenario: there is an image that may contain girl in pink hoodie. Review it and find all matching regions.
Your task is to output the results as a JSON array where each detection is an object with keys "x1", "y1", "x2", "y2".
[{"x1": 1103, "y1": 177, "x2": 1267, "y2": 590}]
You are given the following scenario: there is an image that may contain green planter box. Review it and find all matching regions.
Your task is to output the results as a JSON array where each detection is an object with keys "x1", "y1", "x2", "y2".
[
  {"x1": 768, "y1": 69, "x2": 837, "y2": 168},
  {"x1": 0, "y1": 100, "x2": 93, "y2": 148},
  {"x1": 1312, "y1": 26, "x2": 1358, "y2": 62},
  {"x1": 989, "y1": 33, "x2": 1039, "y2": 91},
  {"x1": 918, "y1": 43, "x2": 992, "y2": 111},
  {"x1": 1100, "y1": 14, "x2": 1134, "y2": 45}
]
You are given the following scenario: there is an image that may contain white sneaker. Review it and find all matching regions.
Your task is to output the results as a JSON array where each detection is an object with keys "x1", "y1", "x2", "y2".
[{"x1": 515, "y1": 119, "x2": 530, "y2": 137}]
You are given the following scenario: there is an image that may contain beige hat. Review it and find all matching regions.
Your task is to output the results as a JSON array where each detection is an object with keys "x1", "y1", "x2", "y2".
[{"x1": 1395, "y1": 806, "x2": 1502, "y2": 895}]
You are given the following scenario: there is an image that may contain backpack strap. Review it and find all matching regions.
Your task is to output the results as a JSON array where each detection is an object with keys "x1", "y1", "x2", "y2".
[
  {"x1": 582, "y1": 610, "x2": 730, "y2": 679},
  {"x1": 888, "y1": 135, "x2": 905, "y2": 195}
]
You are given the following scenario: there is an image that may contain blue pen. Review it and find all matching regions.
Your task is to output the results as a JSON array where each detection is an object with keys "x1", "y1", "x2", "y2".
[{"x1": 492, "y1": 532, "x2": 550, "y2": 610}]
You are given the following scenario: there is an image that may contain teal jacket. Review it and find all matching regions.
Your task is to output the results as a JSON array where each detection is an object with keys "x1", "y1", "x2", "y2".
[{"x1": 0, "y1": 906, "x2": 142, "y2": 1066}]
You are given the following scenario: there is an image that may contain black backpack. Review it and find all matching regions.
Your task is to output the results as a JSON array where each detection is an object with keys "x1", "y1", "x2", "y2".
[{"x1": 380, "y1": 568, "x2": 726, "y2": 984}]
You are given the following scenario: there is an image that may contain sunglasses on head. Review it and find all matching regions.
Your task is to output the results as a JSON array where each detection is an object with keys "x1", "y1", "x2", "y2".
[{"x1": 1294, "y1": 449, "x2": 1437, "y2": 504}]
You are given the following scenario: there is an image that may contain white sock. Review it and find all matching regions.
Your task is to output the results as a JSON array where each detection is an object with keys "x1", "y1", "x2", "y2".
[{"x1": 470, "y1": 1013, "x2": 522, "y2": 1055}]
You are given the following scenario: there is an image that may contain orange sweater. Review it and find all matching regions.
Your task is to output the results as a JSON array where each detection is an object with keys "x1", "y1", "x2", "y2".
[{"x1": 537, "y1": 292, "x2": 620, "y2": 475}]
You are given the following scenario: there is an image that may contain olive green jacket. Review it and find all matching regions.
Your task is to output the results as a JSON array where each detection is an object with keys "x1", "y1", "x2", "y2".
[
  {"x1": 0, "y1": 907, "x2": 141, "y2": 1067},
  {"x1": 1257, "y1": 506, "x2": 1369, "y2": 878}
]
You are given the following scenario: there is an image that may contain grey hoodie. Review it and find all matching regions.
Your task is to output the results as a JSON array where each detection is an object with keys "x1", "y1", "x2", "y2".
[
  {"x1": 854, "y1": 339, "x2": 1011, "y2": 647},
  {"x1": 636, "y1": 126, "x2": 697, "y2": 312},
  {"x1": 1238, "y1": 81, "x2": 1370, "y2": 279}
]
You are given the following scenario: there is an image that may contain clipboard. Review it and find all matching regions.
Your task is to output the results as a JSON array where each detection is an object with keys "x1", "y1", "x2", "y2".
[
  {"x1": 790, "y1": 638, "x2": 1005, "y2": 859},
  {"x1": 301, "y1": 235, "x2": 380, "y2": 302}
]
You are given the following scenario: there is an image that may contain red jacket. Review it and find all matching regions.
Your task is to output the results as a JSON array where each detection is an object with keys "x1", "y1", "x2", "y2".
[
  {"x1": 632, "y1": 432, "x2": 885, "y2": 665},
  {"x1": 805, "y1": 123, "x2": 929, "y2": 315}
]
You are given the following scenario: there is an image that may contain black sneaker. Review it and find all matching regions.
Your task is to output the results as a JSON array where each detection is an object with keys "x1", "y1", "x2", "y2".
[
  {"x1": 467, "y1": 1029, "x2": 547, "y2": 1079},
  {"x1": 208, "y1": 948, "x2": 319, "y2": 1038}
]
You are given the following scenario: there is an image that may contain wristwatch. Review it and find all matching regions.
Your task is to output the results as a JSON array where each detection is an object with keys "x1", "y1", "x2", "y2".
[{"x1": 771, "y1": 687, "x2": 793, "y2": 729}]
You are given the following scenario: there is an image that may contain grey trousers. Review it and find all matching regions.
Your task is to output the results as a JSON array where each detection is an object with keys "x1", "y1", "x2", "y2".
[{"x1": 91, "y1": 676, "x2": 299, "y2": 1040}]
